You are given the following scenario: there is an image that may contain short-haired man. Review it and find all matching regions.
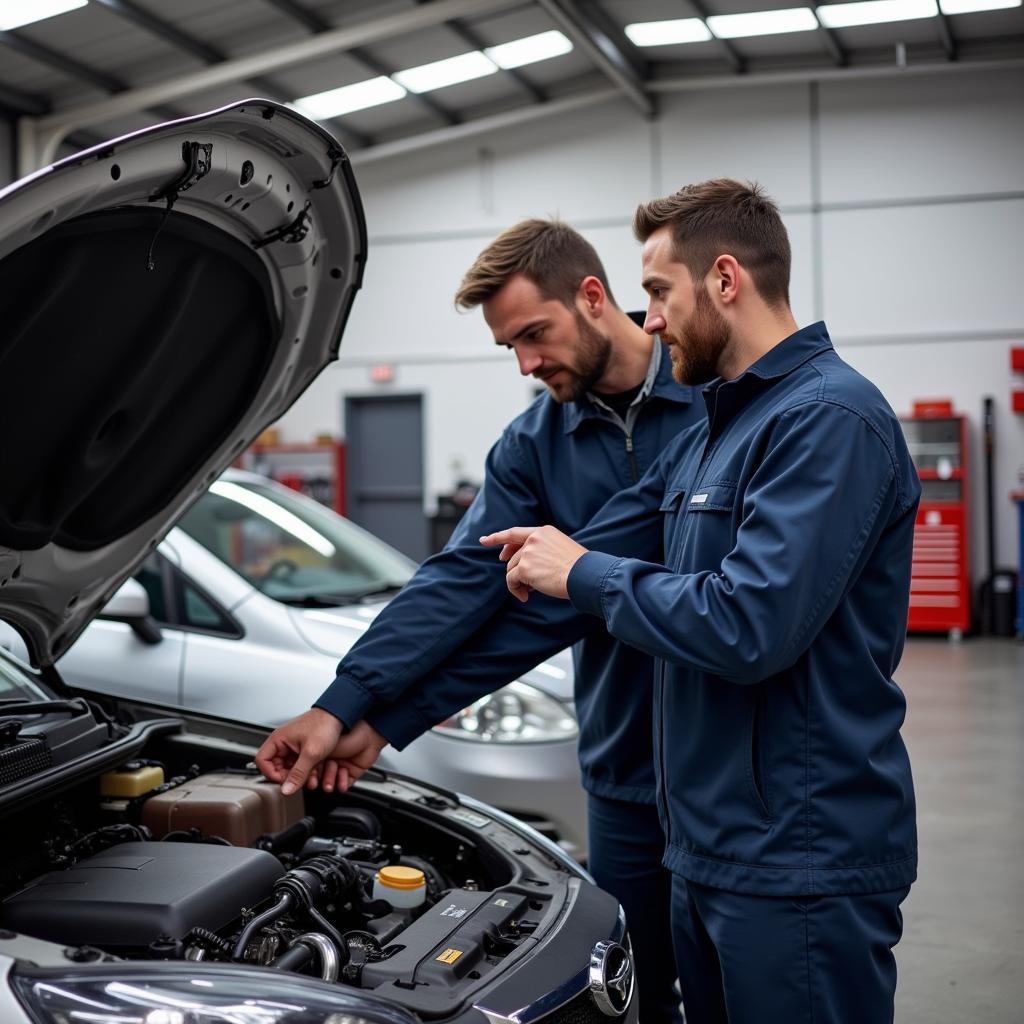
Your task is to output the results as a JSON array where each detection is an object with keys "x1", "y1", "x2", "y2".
[
  {"x1": 474, "y1": 180, "x2": 920, "y2": 1022},
  {"x1": 257, "y1": 219, "x2": 705, "y2": 1022}
]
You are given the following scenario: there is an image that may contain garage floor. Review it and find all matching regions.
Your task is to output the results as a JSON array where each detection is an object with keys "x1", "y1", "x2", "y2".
[{"x1": 895, "y1": 637, "x2": 1024, "y2": 1022}]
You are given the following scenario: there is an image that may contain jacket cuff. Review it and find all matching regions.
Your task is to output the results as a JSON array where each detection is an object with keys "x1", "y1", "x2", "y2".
[
  {"x1": 312, "y1": 673, "x2": 375, "y2": 731},
  {"x1": 365, "y1": 701, "x2": 430, "y2": 751},
  {"x1": 567, "y1": 551, "x2": 620, "y2": 618}
]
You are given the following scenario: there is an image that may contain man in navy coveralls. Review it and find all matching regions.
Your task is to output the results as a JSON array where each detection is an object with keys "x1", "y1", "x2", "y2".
[{"x1": 257, "y1": 219, "x2": 706, "y2": 1022}]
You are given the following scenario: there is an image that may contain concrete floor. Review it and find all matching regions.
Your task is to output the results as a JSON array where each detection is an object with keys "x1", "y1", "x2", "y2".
[{"x1": 895, "y1": 637, "x2": 1024, "y2": 1022}]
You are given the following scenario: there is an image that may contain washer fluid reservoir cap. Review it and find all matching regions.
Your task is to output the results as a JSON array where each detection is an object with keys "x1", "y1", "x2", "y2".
[
  {"x1": 373, "y1": 866, "x2": 426, "y2": 908},
  {"x1": 377, "y1": 866, "x2": 425, "y2": 890}
]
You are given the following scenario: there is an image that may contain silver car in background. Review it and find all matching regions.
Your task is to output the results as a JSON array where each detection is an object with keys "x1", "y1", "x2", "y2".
[{"x1": 1, "y1": 469, "x2": 587, "y2": 858}]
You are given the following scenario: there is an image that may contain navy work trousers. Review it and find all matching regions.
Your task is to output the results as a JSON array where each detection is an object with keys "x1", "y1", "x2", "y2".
[
  {"x1": 670, "y1": 876, "x2": 910, "y2": 1024},
  {"x1": 587, "y1": 793, "x2": 682, "y2": 1024}
]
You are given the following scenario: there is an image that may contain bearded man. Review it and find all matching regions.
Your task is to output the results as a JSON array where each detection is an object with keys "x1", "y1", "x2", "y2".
[{"x1": 257, "y1": 218, "x2": 705, "y2": 1023}]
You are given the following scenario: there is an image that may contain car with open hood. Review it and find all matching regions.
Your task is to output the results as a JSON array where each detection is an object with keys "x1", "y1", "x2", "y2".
[
  {"x1": 0, "y1": 102, "x2": 636, "y2": 1024},
  {"x1": 0, "y1": 468, "x2": 589, "y2": 859}
]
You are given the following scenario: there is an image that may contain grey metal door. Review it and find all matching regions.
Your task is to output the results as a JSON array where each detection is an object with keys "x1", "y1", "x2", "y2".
[{"x1": 344, "y1": 394, "x2": 428, "y2": 562}]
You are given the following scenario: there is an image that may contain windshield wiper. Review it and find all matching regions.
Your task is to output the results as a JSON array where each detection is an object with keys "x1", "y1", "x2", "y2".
[
  {"x1": 0, "y1": 698, "x2": 90, "y2": 717},
  {"x1": 275, "y1": 583, "x2": 406, "y2": 607}
]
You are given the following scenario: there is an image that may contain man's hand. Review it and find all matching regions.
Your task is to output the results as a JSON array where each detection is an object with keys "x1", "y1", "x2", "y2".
[
  {"x1": 317, "y1": 720, "x2": 388, "y2": 793},
  {"x1": 481, "y1": 526, "x2": 588, "y2": 602},
  {"x1": 255, "y1": 707, "x2": 345, "y2": 795}
]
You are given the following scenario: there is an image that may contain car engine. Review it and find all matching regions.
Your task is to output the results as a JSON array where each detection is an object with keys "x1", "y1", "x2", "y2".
[{"x1": 0, "y1": 738, "x2": 574, "y2": 1018}]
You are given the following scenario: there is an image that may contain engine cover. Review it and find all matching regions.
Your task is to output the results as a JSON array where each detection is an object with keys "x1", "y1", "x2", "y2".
[{"x1": 0, "y1": 841, "x2": 283, "y2": 948}]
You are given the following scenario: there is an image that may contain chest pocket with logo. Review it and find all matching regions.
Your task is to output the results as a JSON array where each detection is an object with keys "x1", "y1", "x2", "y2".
[{"x1": 679, "y1": 481, "x2": 739, "y2": 571}]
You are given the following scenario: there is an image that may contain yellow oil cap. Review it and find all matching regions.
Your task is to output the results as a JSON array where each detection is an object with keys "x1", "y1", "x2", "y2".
[
  {"x1": 376, "y1": 865, "x2": 426, "y2": 890},
  {"x1": 100, "y1": 764, "x2": 165, "y2": 798}
]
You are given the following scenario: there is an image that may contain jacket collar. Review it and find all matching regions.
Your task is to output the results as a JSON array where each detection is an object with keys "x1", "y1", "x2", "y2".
[
  {"x1": 701, "y1": 322, "x2": 834, "y2": 437},
  {"x1": 564, "y1": 317, "x2": 695, "y2": 434},
  {"x1": 740, "y1": 321, "x2": 834, "y2": 382}
]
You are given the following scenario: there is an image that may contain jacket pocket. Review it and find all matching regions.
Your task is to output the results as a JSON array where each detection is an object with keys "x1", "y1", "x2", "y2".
[
  {"x1": 659, "y1": 488, "x2": 686, "y2": 513},
  {"x1": 684, "y1": 481, "x2": 737, "y2": 513},
  {"x1": 747, "y1": 689, "x2": 773, "y2": 822}
]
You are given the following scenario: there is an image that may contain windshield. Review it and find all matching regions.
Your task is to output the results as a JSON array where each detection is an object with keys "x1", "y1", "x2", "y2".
[
  {"x1": 0, "y1": 648, "x2": 49, "y2": 704},
  {"x1": 177, "y1": 478, "x2": 416, "y2": 604}
]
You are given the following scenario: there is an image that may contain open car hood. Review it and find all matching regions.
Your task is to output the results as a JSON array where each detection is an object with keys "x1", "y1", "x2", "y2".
[{"x1": 0, "y1": 100, "x2": 366, "y2": 668}]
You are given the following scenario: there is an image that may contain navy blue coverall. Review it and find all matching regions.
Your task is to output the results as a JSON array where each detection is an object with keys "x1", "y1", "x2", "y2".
[
  {"x1": 315, "y1": 334, "x2": 703, "y2": 1022},
  {"x1": 371, "y1": 323, "x2": 920, "y2": 1024}
]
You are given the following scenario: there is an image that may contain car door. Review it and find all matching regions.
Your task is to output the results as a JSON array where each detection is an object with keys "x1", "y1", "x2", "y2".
[{"x1": 57, "y1": 547, "x2": 186, "y2": 707}]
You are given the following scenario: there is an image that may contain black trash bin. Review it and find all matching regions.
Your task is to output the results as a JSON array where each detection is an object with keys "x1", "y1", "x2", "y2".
[{"x1": 978, "y1": 568, "x2": 1019, "y2": 637}]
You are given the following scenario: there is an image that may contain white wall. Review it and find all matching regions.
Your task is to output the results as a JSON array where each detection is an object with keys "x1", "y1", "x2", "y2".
[{"x1": 278, "y1": 65, "x2": 1024, "y2": 579}]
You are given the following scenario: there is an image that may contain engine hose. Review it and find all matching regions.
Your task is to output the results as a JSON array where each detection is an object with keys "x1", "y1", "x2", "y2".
[
  {"x1": 231, "y1": 892, "x2": 294, "y2": 961},
  {"x1": 182, "y1": 927, "x2": 232, "y2": 957},
  {"x1": 307, "y1": 905, "x2": 350, "y2": 966},
  {"x1": 256, "y1": 816, "x2": 316, "y2": 855},
  {"x1": 290, "y1": 932, "x2": 340, "y2": 982}
]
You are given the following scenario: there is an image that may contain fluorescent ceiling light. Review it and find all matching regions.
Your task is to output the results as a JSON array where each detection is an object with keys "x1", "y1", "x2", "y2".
[
  {"x1": 707, "y1": 7, "x2": 819, "y2": 37},
  {"x1": 294, "y1": 76, "x2": 406, "y2": 120},
  {"x1": 0, "y1": 0, "x2": 87, "y2": 31},
  {"x1": 625, "y1": 18, "x2": 713, "y2": 45},
  {"x1": 817, "y1": 0, "x2": 938, "y2": 26},
  {"x1": 939, "y1": 0, "x2": 1019, "y2": 11},
  {"x1": 485, "y1": 29, "x2": 573, "y2": 68},
  {"x1": 394, "y1": 50, "x2": 498, "y2": 94}
]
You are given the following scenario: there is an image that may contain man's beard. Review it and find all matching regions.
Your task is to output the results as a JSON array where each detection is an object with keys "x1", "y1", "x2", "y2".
[
  {"x1": 665, "y1": 283, "x2": 731, "y2": 386},
  {"x1": 542, "y1": 311, "x2": 612, "y2": 403}
]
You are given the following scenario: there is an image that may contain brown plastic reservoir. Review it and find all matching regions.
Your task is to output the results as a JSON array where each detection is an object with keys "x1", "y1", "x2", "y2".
[{"x1": 140, "y1": 772, "x2": 304, "y2": 847}]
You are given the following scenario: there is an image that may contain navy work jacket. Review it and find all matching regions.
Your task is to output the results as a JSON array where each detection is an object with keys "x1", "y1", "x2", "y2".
[
  {"x1": 569, "y1": 322, "x2": 920, "y2": 895},
  {"x1": 315, "y1": 335, "x2": 703, "y2": 802},
  {"x1": 392, "y1": 323, "x2": 920, "y2": 897}
]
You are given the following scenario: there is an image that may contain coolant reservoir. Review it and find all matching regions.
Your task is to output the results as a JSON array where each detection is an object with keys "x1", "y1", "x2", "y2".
[
  {"x1": 373, "y1": 865, "x2": 426, "y2": 909},
  {"x1": 100, "y1": 763, "x2": 165, "y2": 798}
]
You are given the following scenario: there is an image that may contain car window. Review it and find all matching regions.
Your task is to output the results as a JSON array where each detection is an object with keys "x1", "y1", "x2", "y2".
[
  {"x1": 177, "y1": 478, "x2": 415, "y2": 605},
  {"x1": 181, "y1": 581, "x2": 237, "y2": 634}
]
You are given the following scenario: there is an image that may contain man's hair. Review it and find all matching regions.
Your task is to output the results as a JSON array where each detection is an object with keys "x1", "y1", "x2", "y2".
[
  {"x1": 455, "y1": 218, "x2": 616, "y2": 310},
  {"x1": 633, "y1": 178, "x2": 791, "y2": 308}
]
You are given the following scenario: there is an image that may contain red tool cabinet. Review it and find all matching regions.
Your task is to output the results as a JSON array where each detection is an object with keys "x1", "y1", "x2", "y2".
[{"x1": 898, "y1": 402, "x2": 971, "y2": 637}]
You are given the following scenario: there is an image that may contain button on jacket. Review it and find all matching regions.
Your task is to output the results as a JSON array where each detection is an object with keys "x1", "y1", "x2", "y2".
[
  {"x1": 314, "y1": 334, "x2": 703, "y2": 802},
  {"x1": 566, "y1": 322, "x2": 919, "y2": 895}
]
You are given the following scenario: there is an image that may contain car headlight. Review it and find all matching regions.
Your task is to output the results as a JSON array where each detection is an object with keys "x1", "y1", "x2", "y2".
[
  {"x1": 432, "y1": 681, "x2": 578, "y2": 743},
  {"x1": 11, "y1": 963, "x2": 416, "y2": 1024}
]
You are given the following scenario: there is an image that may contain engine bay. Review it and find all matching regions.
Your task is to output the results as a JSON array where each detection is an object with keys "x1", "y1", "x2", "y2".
[{"x1": 0, "y1": 720, "x2": 594, "y2": 1020}]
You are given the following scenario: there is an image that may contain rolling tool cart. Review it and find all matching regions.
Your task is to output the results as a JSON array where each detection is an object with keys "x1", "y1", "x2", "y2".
[{"x1": 899, "y1": 400, "x2": 971, "y2": 639}]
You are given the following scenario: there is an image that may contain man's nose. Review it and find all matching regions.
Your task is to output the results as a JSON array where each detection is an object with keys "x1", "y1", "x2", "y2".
[
  {"x1": 515, "y1": 349, "x2": 543, "y2": 376},
  {"x1": 643, "y1": 310, "x2": 666, "y2": 336}
]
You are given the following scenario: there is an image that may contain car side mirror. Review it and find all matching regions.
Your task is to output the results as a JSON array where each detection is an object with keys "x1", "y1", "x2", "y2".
[{"x1": 99, "y1": 578, "x2": 163, "y2": 645}]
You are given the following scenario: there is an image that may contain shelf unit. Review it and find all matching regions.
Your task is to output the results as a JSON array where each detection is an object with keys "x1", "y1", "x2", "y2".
[
  {"x1": 899, "y1": 406, "x2": 971, "y2": 637},
  {"x1": 237, "y1": 440, "x2": 346, "y2": 515}
]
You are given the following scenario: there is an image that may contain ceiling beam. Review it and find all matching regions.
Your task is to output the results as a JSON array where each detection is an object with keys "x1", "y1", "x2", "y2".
[
  {"x1": 0, "y1": 29, "x2": 126, "y2": 93},
  {"x1": 262, "y1": 0, "x2": 460, "y2": 128},
  {"x1": 936, "y1": 11, "x2": 959, "y2": 60},
  {"x1": 0, "y1": 27, "x2": 183, "y2": 127},
  {"x1": 683, "y1": 0, "x2": 746, "y2": 73},
  {"x1": 808, "y1": 5, "x2": 848, "y2": 65},
  {"x1": 0, "y1": 81, "x2": 49, "y2": 117},
  {"x1": 94, "y1": 0, "x2": 370, "y2": 155},
  {"x1": 444, "y1": 17, "x2": 548, "y2": 103},
  {"x1": 535, "y1": 0, "x2": 654, "y2": 116},
  {"x1": 31, "y1": 0, "x2": 516, "y2": 140},
  {"x1": 349, "y1": 54, "x2": 1024, "y2": 167}
]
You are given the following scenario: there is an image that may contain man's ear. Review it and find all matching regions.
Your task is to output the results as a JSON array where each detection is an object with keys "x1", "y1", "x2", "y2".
[
  {"x1": 577, "y1": 275, "x2": 607, "y2": 318},
  {"x1": 711, "y1": 255, "x2": 740, "y2": 306}
]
